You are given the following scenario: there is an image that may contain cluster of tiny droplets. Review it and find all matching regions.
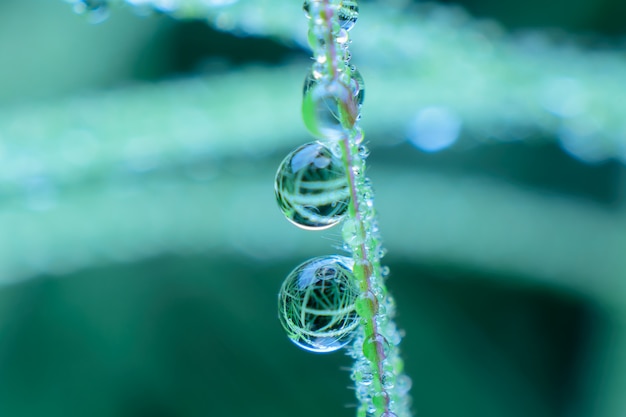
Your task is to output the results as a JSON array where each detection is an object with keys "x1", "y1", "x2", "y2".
[{"x1": 275, "y1": 0, "x2": 411, "y2": 417}]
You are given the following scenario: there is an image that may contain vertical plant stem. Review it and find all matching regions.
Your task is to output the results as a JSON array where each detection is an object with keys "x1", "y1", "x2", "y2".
[{"x1": 312, "y1": 1, "x2": 409, "y2": 416}]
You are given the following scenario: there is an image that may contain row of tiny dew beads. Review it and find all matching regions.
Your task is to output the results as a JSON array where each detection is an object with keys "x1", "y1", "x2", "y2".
[{"x1": 274, "y1": 1, "x2": 411, "y2": 417}]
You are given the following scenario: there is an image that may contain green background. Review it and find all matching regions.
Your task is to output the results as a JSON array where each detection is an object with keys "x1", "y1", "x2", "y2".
[{"x1": 0, "y1": 1, "x2": 624, "y2": 417}]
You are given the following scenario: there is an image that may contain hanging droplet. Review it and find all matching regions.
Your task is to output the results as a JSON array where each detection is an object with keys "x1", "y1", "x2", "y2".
[
  {"x1": 338, "y1": 0, "x2": 359, "y2": 31},
  {"x1": 355, "y1": 291, "x2": 378, "y2": 318},
  {"x1": 307, "y1": 25, "x2": 327, "y2": 51},
  {"x1": 349, "y1": 66, "x2": 366, "y2": 107},
  {"x1": 275, "y1": 142, "x2": 350, "y2": 230},
  {"x1": 342, "y1": 218, "x2": 365, "y2": 247},
  {"x1": 395, "y1": 374, "x2": 413, "y2": 395},
  {"x1": 372, "y1": 392, "x2": 389, "y2": 409},
  {"x1": 362, "y1": 334, "x2": 390, "y2": 361},
  {"x1": 303, "y1": 0, "x2": 312, "y2": 18},
  {"x1": 278, "y1": 256, "x2": 360, "y2": 352},
  {"x1": 381, "y1": 371, "x2": 395, "y2": 389},
  {"x1": 336, "y1": 28, "x2": 350, "y2": 44},
  {"x1": 303, "y1": 78, "x2": 358, "y2": 140}
]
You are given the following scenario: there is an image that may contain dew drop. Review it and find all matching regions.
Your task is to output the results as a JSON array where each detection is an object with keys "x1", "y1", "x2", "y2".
[
  {"x1": 275, "y1": 142, "x2": 350, "y2": 230},
  {"x1": 381, "y1": 371, "x2": 395, "y2": 389},
  {"x1": 353, "y1": 126, "x2": 365, "y2": 145},
  {"x1": 372, "y1": 392, "x2": 389, "y2": 409},
  {"x1": 338, "y1": 0, "x2": 359, "y2": 31},
  {"x1": 349, "y1": 66, "x2": 366, "y2": 107},
  {"x1": 278, "y1": 256, "x2": 360, "y2": 353},
  {"x1": 303, "y1": 78, "x2": 358, "y2": 140},
  {"x1": 396, "y1": 374, "x2": 413, "y2": 395},
  {"x1": 302, "y1": 0, "x2": 312, "y2": 18},
  {"x1": 381, "y1": 265, "x2": 390, "y2": 278},
  {"x1": 307, "y1": 25, "x2": 327, "y2": 50},
  {"x1": 355, "y1": 291, "x2": 378, "y2": 318},
  {"x1": 336, "y1": 28, "x2": 349, "y2": 44},
  {"x1": 362, "y1": 334, "x2": 390, "y2": 361},
  {"x1": 342, "y1": 218, "x2": 365, "y2": 246}
]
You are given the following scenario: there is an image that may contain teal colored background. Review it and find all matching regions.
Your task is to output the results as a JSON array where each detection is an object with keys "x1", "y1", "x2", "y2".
[{"x1": 0, "y1": 1, "x2": 623, "y2": 417}]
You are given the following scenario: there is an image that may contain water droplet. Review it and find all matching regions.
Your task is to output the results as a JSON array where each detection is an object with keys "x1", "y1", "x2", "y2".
[
  {"x1": 338, "y1": 0, "x2": 359, "y2": 31},
  {"x1": 396, "y1": 374, "x2": 412, "y2": 395},
  {"x1": 303, "y1": 78, "x2": 358, "y2": 140},
  {"x1": 336, "y1": 28, "x2": 349, "y2": 44},
  {"x1": 354, "y1": 259, "x2": 372, "y2": 281},
  {"x1": 278, "y1": 256, "x2": 360, "y2": 353},
  {"x1": 380, "y1": 265, "x2": 390, "y2": 278},
  {"x1": 362, "y1": 334, "x2": 390, "y2": 361},
  {"x1": 355, "y1": 291, "x2": 378, "y2": 318},
  {"x1": 382, "y1": 371, "x2": 395, "y2": 389},
  {"x1": 275, "y1": 142, "x2": 350, "y2": 230},
  {"x1": 353, "y1": 126, "x2": 365, "y2": 144},
  {"x1": 358, "y1": 145, "x2": 370, "y2": 159},
  {"x1": 307, "y1": 25, "x2": 327, "y2": 50},
  {"x1": 372, "y1": 391, "x2": 389, "y2": 409},
  {"x1": 342, "y1": 218, "x2": 365, "y2": 246},
  {"x1": 356, "y1": 366, "x2": 374, "y2": 386},
  {"x1": 349, "y1": 66, "x2": 366, "y2": 107},
  {"x1": 303, "y1": 0, "x2": 311, "y2": 18}
]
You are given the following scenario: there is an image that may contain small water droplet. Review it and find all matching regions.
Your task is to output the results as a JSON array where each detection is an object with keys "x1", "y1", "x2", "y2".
[
  {"x1": 396, "y1": 374, "x2": 412, "y2": 395},
  {"x1": 353, "y1": 126, "x2": 365, "y2": 144},
  {"x1": 357, "y1": 368, "x2": 374, "y2": 386},
  {"x1": 308, "y1": 25, "x2": 327, "y2": 50},
  {"x1": 275, "y1": 142, "x2": 350, "y2": 230},
  {"x1": 342, "y1": 218, "x2": 365, "y2": 246},
  {"x1": 349, "y1": 66, "x2": 366, "y2": 107},
  {"x1": 372, "y1": 391, "x2": 389, "y2": 409},
  {"x1": 338, "y1": 0, "x2": 359, "y2": 31},
  {"x1": 380, "y1": 265, "x2": 390, "y2": 278},
  {"x1": 382, "y1": 371, "x2": 395, "y2": 389},
  {"x1": 355, "y1": 290, "x2": 378, "y2": 318},
  {"x1": 278, "y1": 256, "x2": 360, "y2": 353},
  {"x1": 362, "y1": 334, "x2": 390, "y2": 361},
  {"x1": 336, "y1": 28, "x2": 349, "y2": 44}
]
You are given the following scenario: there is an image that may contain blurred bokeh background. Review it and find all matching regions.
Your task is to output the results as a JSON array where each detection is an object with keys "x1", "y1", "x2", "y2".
[{"x1": 0, "y1": 1, "x2": 624, "y2": 417}]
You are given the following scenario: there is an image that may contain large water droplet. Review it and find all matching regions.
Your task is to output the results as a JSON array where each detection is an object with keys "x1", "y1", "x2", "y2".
[
  {"x1": 275, "y1": 142, "x2": 350, "y2": 230},
  {"x1": 303, "y1": 78, "x2": 358, "y2": 140},
  {"x1": 278, "y1": 256, "x2": 360, "y2": 353}
]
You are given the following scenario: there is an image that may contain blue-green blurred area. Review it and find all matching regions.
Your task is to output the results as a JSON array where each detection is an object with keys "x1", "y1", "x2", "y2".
[{"x1": 0, "y1": 1, "x2": 624, "y2": 417}]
